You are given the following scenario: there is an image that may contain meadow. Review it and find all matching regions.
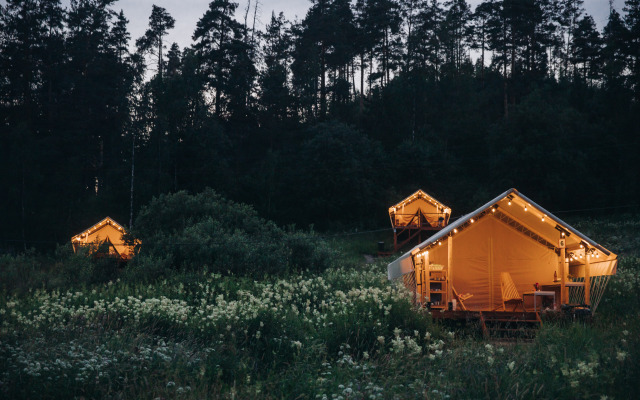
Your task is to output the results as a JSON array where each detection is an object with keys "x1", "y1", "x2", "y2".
[{"x1": 1, "y1": 214, "x2": 639, "y2": 399}]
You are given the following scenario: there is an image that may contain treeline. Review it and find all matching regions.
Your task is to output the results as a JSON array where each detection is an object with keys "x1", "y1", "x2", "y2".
[{"x1": 1, "y1": 0, "x2": 639, "y2": 251}]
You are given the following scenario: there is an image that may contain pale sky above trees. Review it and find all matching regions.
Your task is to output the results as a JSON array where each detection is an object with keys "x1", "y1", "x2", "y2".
[{"x1": 50, "y1": 0, "x2": 615, "y2": 52}]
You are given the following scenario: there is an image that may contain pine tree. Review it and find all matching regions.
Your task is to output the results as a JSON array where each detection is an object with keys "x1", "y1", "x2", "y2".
[
  {"x1": 624, "y1": 0, "x2": 640, "y2": 96},
  {"x1": 571, "y1": 15, "x2": 601, "y2": 85},
  {"x1": 193, "y1": 0, "x2": 247, "y2": 116},
  {"x1": 0, "y1": 0, "x2": 66, "y2": 246},
  {"x1": 110, "y1": 10, "x2": 130, "y2": 64},
  {"x1": 259, "y1": 12, "x2": 294, "y2": 125},
  {"x1": 135, "y1": 5, "x2": 175, "y2": 79},
  {"x1": 408, "y1": 0, "x2": 444, "y2": 76},
  {"x1": 602, "y1": 6, "x2": 628, "y2": 88},
  {"x1": 441, "y1": 0, "x2": 473, "y2": 74}
]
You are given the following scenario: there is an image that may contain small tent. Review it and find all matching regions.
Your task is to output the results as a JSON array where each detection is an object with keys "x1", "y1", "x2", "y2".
[
  {"x1": 388, "y1": 189, "x2": 451, "y2": 251},
  {"x1": 71, "y1": 217, "x2": 136, "y2": 260},
  {"x1": 388, "y1": 189, "x2": 617, "y2": 313}
]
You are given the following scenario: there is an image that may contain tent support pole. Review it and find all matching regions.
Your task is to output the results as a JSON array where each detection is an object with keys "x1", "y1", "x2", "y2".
[
  {"x1": 585, "y1": 249, "x2": 591, "y2": 306},
  {"x1": 425, "y1": 252, "x2": 430, "y2": 303},
  {"x1": 447, "y1": 235, "x2": 453, "y2": 306},
  {"x1": 560, "y1": 246, "x2": 567, "y2": 305}
]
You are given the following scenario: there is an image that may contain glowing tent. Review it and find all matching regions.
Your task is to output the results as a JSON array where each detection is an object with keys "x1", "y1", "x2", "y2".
[
  {"x1": 389, "y1": 190, "x2": 451, "y2": 251},
  {"x1": 388, "y1": 189, "x2": 617, "y2": 314},
  {"x1": 71, "y1": 217, "x2": 136, "y2": 260}
]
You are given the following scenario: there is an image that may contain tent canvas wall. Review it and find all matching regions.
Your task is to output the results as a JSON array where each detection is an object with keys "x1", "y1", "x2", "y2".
[
  {"x1": 388, "y1": 189, "x2": 617, "y2": 313},
  {"x1": 71, "y1": 217, "x2": 136, "y2": 260}
]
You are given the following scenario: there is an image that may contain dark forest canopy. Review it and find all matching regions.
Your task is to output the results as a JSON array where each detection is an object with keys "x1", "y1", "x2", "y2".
[{"x1": 1, "y1": 0, "x2": 639, "y2": 251}]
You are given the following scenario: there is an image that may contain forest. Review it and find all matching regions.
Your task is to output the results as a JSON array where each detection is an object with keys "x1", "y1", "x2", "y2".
[{"x1": 1, "y1": 0, "x2": 639, "y2": 251}]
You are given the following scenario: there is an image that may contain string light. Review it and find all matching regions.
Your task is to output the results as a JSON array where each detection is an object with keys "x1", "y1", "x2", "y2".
[
  {"x1": 524, "y1": 205, "x2": 528, "y2": 212},
  {"x1": 453, "y1": 229, "x2": 458, "y2": 233},
  {"x1": 541, "y1": 215, "x2": 546, "y2": 222},
  {"x1": 470, "y1": 218, "x2": 474, "y2": 223}
]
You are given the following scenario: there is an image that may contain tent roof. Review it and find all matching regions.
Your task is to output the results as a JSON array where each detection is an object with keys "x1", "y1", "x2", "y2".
[
  {"x1": 389, "y1": 189, "x2": 450, "y2": 214},
  {"x1": 388, "y1": 188, "x2": 616, "y2": 280},
  {"x1": 71, "y1": 216, "x2": 127, "y2": 241}
]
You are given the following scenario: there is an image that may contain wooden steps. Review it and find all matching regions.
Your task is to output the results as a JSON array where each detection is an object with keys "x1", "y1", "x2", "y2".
[{"x1": 480, "y1": 311, "x2": 542, "y2": 341}]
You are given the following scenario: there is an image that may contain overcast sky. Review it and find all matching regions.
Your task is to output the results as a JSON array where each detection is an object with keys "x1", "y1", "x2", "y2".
[
  {"x1": 105, "y1": 0, "x2": 616, "y2": 53},
  {"x1": 3, "y1": 0, "x2": 619, "y2": 51}
]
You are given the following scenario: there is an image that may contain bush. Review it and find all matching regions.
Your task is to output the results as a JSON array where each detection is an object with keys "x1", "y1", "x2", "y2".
[
  {"x1": 0, "y1": 249, "x2": 49, "y2": 293},
  {"x1": 128, "y1": 189, "x2": 337, "y2": 278}
]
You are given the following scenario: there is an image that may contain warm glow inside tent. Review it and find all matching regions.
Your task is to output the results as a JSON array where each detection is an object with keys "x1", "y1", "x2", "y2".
[
  {"x1": 388, "y1": 189, "x2": 617, "y2": 313},
  {"x1": 389, "y1": 189, "x2": 451, "y2": 229},
  {"x1": 71, "y1": 217, "x2": 136, "y2": 260}
]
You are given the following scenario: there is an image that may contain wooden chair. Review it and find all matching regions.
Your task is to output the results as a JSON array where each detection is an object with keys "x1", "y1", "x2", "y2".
[
  {"x1": 500, "y1": 272, "x2": 524, "y2": 311},
  {"x1": 452, "y1": 286, "x2": 473, "y2": 311}
]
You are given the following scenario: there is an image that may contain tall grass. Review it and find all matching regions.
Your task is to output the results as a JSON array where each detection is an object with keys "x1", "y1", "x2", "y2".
[{"x1": 1, "y1": 215, "x2": 639, "y2": 399}]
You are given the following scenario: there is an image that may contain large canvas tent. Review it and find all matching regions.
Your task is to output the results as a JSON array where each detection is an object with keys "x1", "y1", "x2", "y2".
[
  {"x1": 388, "y1": 189, "x2": 617, "y2": 313},
  {"x1": 71, "y1": 217, "x2": 136, "y2": 260},
  {"x1": 389, "y1": 189, "x2": 451, "y2": 251}
]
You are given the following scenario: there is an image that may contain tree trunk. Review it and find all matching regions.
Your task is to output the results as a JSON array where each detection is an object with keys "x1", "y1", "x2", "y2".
[
  {"x1": 129, "y1": 131, "x2": 135, "y2": 229},
  {"x1": 320, "y1": 42, "x2": 326, "y2": 119},
  {"x1": 360, "y1": 52, "x2": 365, "y2": 112}
]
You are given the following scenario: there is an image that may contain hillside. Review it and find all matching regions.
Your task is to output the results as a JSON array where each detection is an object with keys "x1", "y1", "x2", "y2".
[{"x1": 1, "y1": 214, "x2": 638, "y2": 399}]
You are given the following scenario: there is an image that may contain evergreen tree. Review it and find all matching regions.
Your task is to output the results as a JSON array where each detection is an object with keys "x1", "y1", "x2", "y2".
[
  {"x1": 441, "y1": 0, "x2": 473, "y2": 74},
  {"x1": 0, "y1": 0, "x2": 66, "y2": 246},
  {"x1": 136, "y1": 5, "x2": 175, "y2": 79},
  {"x1": 259, "y1": 12, "x2": 294, "y2": 126},
  {"x1": 193, "y1": 0, "x2": 247, "y2": 116},
  {"x1": 110, "y1": 10, "x2": 130, "y2": 63},
  {"x1": 624, "y1": 0, "x2": 640, "y2": 96},
  {"x1": 571, "y1": 15, "x2": 601, "y2": 85},
  {"x1": 602, "y1": 6, "x2": 628, "y2": 88},
  {"x1": 408, "y1": 0, "x2": 444, "y2": 76}
]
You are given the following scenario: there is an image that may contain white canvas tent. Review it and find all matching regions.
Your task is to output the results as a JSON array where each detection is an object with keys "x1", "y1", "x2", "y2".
[
  {"x1": 388, "y1": 189, "x2": 451, "y2": 251},
  {"x1": 388, "y1": 188, "x2": 617, "y2": 313},
  {"x1": 388, "y1": 189, "x2": 451, "y2": 228},
  {"x1": 71, "y1": 217, "x2": 137, "y2": 260}
]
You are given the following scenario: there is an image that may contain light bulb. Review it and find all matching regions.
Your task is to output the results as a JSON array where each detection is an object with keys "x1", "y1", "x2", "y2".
[
  {"x1": 438, "y1": 242, "x2": 442, "y2": 246},
  {"x1": 470, "y1": 218, "x2": 474, "y2": 223},
  {"x1": 492, "y1": 208, "x2": 496, "y2": 213},
  {"x1": 524, "y1": 205, "x2": 528, "y2": 211},
  {"x1": 565, "y1": 258, "x2": 569, "y2": 262},
  {"x1": 453, "y1": 229, "x2": 458, "y2": 233},
  {"x1": 508, "y1": 200, "x2": 512, "y2": 205},
  {"x1": 541, "y1": 215, "x2": 545, "y2": 222}
]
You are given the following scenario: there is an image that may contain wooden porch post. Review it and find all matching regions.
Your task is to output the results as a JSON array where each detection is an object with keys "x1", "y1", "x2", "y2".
[
  {"x1": 393, "y1": 228, "x2": 397, "y2": 252},
  {"x1": 585, "y1": 249, "x2": 591, "y2": 306},
  {"x1": 560, "y1": 247, "x2": 567, "y2": 305},
  {"x1": 424, "y1": 252, "x2": 430, "y2": 303},
  {"x1": 447, "y1": 235, "x2": 453, "y2": 305}
]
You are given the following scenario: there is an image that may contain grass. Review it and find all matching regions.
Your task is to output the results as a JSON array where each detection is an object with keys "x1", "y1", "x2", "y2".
[{"x1": 1, "y1": 215, "x2": 639, "y2": 399}]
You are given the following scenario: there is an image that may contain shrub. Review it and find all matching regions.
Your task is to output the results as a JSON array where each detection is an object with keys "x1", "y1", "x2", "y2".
[
  {"x1": 0, "y1": 249, "x2": 49, "y2": 293},
  {"x1": 128, "y1": 189, "x2": 337, "y2": 278}
]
